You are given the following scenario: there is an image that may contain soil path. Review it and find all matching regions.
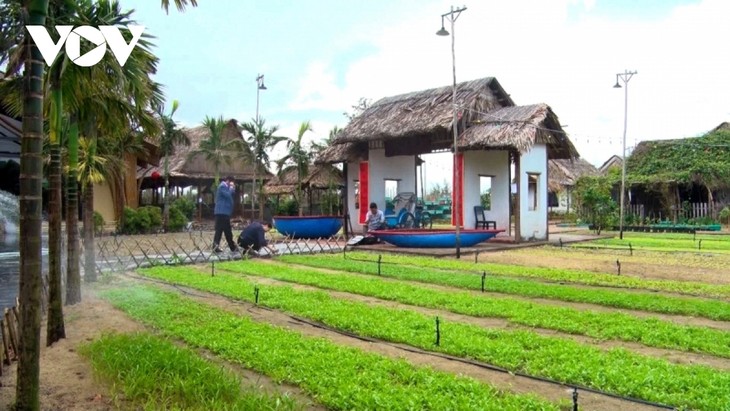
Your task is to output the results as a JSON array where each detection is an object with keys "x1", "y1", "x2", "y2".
[
  {"x1": 138, "y1": 275, "x2": 676, "y2": 411},
  {"x1": 479, "y1": 247, "x2": 730, "y2": 285}
]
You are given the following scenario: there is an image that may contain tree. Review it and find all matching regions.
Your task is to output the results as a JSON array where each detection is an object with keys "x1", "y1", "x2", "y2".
[
  {"x1": 573, "y1": 176, "x2": 617, "y2": 235},
  {"x1": 157, "y1": 100, "x2": 190, "y2": 230},
  {"x1": 277, "y1": 121, "x2": 313, "y2": 216},
  {"x1": 343, "y1": 97, "x2": 371, "y2": 121},
  {"x1": 16, "y1": 1, "x2": 49, "y2": 409},
  {"x1": 160, "y1": 0, "x2": 198, "y2": 13},
  {"x1": 241, "y1": 117, "x2": 285, "y2": 219},
  {"x1": 189, "y1": 116, "x2": 241, "y2": 187}
]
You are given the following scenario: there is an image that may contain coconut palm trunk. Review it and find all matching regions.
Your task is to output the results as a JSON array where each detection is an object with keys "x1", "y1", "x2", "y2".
[
  {"x1": 17, "y1": 1, "x2": 49, "y2": 408},
  {"x1": 82, "y1": 127, "x2": 97, "y2": 282},
  {"x1": 46, "y1": 65, "x2": 65, "y2": 345},
  {"x1": 66, "y1": 117, "x2": 81, "y2": 304}
]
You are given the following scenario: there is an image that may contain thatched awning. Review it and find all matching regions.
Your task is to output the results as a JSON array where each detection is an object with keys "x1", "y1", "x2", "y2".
[
  {"x1": 598, "y1": 155, "x2": 622, "y2": 175},
  {"x1": 264, "y1": 164, "x2": 343, "y2": 195},
  {"x1": 138, "y1": 119, "x2": 269, "y2": 186},
  {"x1": 548, "y1": 158, "x2": 598, "y2": 192},
  {"x1": 458, "y1": 104, "x2": 577, "y2": 159},
  {"x1": 315, "y1": 142, "x2": 367, "y2": 164},
  {"x1": 335, "y1": 77, "x2": 513, "y2": 144}
]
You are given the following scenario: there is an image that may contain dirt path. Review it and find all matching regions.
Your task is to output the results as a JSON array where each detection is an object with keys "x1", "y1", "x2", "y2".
[
  {"x1": 260, "y1": 261, "x2": 730, "y2": 332},
  {"x1": 480, "y1": 247, "x2": 730, "y2": 285},
  {"x1": 225, "y1": 271, "x2": 730, "y2": 371},
  {"x1": 0, "y1": 286, "x2": 322, "y2": 410},
  {"x1": 143, "y1": 277, "x2": 666, "y2": 411}
]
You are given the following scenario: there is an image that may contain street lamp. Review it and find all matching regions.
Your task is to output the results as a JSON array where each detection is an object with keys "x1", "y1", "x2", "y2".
[
  {"x1": 255, "y1": 74, "x2": 267, "y2": 122},
  {"x1": 437, "y1": 5, "x2": 466, "y2": 259},
  {"x1": 252, "y1": 74, "x2": 267, "y2": 217},
  {"x1": 613, "y1": 70, "x2": 637, "y2": 240}
]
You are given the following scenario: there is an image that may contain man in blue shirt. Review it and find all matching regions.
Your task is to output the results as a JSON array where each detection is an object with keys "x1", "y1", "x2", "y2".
[
  {"x1": 213, "y1": 176, "x2": 239, "y2": 253},
  {"x1": 237, "y1": 221, "x2": 278, "y2": 255}
]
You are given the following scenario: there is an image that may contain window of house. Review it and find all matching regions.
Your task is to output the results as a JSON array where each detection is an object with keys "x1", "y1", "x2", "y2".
[
  {"x1": 528, "y1": 173, "x2": 539, "y2": 211},
  {"x1": 479, "y1": 175, "x2": 493, "y2": 210},
  {"x1": 385, "y1": 179, "x2": 399, "y2": 199},
  {"x1": 353, "y1": 180, "x2": 359, "y2": 209}
]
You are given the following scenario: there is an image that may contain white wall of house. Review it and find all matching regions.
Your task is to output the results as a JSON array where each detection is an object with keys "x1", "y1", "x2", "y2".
[
  {"x1": 518, "y1": 144, "x2": 548, "y2": 240},
  {"x1": 368, "y1": 148, "x2": 416, "y2": 211},
  {"x1": 463, "y1": 150, "x2": 510, "y2": 230},
  {"x1": 549, "y1": 189, "x2": 571, "y2": 213}
]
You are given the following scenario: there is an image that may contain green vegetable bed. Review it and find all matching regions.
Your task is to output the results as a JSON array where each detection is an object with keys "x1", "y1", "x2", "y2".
[
  {"x1": 81, "y1": 332, "x2": 300, "y2": 410},
  {"x1": 276, "y1": 254, "x2": 730, "y2": 320},
  {"x1": 138, "y1": 265, "x2": 730, "y2": 410},
  {"x1": 103, "y1": 286, "x2": 560, "y2": 411},
  {"x1": 291, "y1": 251, "x2": 730, "y2": 299}
]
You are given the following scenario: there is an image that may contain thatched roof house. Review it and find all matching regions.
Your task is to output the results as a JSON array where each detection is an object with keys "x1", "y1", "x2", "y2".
[
  {"x1": 264, "y1": 164, "x2": 343, "y2": 195},
  {"x1": 317, "y1": 77, "x2": 577, "y2": 162},
  {"x1": 598, "y1": 155, "x2": 623, "y2": 175},
  {"x1": 138, "y1": 119, "x2": 267, "y2": 188},
  {"x1": 548, "y1": 158, "x2": 599, "y2": 192}
]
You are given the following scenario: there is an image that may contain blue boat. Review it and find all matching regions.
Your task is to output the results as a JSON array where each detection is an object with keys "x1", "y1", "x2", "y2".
[
  {"x1": 370, "y1": 229, "x2": 502, "y2": 248},
  {"x1": 273, "y1": 215, "x2": 343, "y2": 239}
]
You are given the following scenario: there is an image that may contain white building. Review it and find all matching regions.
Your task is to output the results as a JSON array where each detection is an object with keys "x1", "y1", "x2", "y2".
[{"x1": 317, "y1": 77, "x2": 577, "y2": 242}]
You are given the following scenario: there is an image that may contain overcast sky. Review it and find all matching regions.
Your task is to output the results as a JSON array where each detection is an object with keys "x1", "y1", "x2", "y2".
[{"x1": 122, "y1": 0, "x2": 730, "y2": 179}]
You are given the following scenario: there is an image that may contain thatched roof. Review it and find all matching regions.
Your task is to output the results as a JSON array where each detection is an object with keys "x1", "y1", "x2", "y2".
[
  {"x1": 317, "y1": 77, "x2": 577, "y2": 163},
  {"x1": 458, "y1": 104, "x2": 577, "y2": 159},
  {"x1": 710, "y1": 122, "x2": 730, "y2": 133},
  {"x1": 548, "y1": 158, "x2": 599, "y2": 192},
  {"x1": 138, "y1": 119, "x2": 266, "y2": 186},
  {"x1": 626, "y1": 130, "x2": 730, "y2": 188},
  {"x1": 598, "y1": 155, "x2": 623, "y2": 175},
  {"x1": 264, "y1": 163, "x2": 343, "y2": 195}
]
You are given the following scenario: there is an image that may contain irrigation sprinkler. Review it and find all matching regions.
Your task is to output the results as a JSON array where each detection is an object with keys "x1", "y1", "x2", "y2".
[
  {"x1": 559, "y1": 238, "x2": 563, "y2": 249},
  {"x1": 377, "y1": 254, "x2": 382, "y2": 276},
  {"x1": 254, "y1": 286, "x2": 260, "y2": 305},
  {"x1": 616, "y1": 259, "x2": 621, "y2": 275},
  {"x1": 698, "y1": 239, "x2": 702, "y2": 250},
  {"x1": 211, "y1": 261, "x2": 215, "y2": 277},
  {"x1": 435, "y1": 316, "x2": 441, "y2": 346},
  {"x1": 481, "y1": 271, "x2": 486, "y2": 292},
  {"x1": 474, "y1": 251, "x2": 479, "y2": 264},
  {"x1": 572, "y1": 387, "x2": 579, "y2": 411},
  {"x1": 629, "y1": 242, "x2": 633, "y2": 256}
]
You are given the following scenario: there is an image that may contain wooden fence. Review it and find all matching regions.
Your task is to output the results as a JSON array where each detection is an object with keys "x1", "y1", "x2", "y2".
[
  {"x1": 625, "y1": 202, "x2": 724, "y2": 222},
  {"x1": 1, "y1": 297, "x2": 20, "y2": 376}
]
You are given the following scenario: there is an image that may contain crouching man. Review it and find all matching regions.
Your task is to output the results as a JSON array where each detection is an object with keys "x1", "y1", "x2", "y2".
[{"x1": 238, "y1": 221, "x2": 278, "y2": 255}]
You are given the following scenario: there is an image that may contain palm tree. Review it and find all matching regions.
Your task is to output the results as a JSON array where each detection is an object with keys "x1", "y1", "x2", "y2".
[
  {"x1": 277, "y1": 121, "x2": 313, "y2": 216},
  {"x1": 15, "y1": 1, "x2": 49, "y2": 408},
  {"x1": 189, "y1": 116, "x2": 241, "y2": 187},
  {"x1": 161, "y1": 0, "x2": 198, "y2": 13},
  {"x1": 311, "y1": 125, "x2": 341, "y2": 155},
  {"x1": 157, "y1": 100, "x2": 190, "y2": 230},
  {"x1": 241, "y1": 117, "x2": 285, "y2": 219}
]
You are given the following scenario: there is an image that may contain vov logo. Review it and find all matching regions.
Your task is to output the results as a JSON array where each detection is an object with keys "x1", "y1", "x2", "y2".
[{"x1": 25, "y1": 25, "x2": 145, "y2": 67}]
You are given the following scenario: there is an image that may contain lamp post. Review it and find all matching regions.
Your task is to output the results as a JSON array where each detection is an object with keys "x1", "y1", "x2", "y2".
[
  {"x1": 437, "y1": 5, "x2": 466, "y2": 259},
  {"x1": 613, "y1": 70, "x2": 637, "y2": 240},
  {"x1": 252, "y1": 74, "x2": 267, "y2": 216},
  {"x1": 255, "y1": 74, "x2": 267, "y2": 122}
]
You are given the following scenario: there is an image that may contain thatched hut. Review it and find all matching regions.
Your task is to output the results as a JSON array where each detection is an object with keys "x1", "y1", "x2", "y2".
[
  {"x1": 547, "y1": 158, "x2": 599, "y2": 213},
  {"x1": 264, "y1": 163, "x2": 344, "y2": 215},
  {"x1": 598, "y1": 155, "x2": 623, "y2": 175},
  {"x1": 317, "y1": 77, "x2": 577, "y2": 241},
  {"x1": 625, "y1": 129, "x2": 730, "y2": 222},
  {"x1": 138, "y1": 119, "x2": 268, "y2": 220}
]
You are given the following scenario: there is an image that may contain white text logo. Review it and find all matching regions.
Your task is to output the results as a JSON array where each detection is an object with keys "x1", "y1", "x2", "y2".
[{"x1": 26, "y1": 25, "x2": 145, "y2": 67}]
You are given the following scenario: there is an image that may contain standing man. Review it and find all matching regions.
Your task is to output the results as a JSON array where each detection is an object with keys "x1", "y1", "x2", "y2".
[
  {"x1": 238, "y1": 221, "x2": 278, "y2": 255},
  {"x1": 213, "y1": 176, "x2": 239, "y2": 253}
]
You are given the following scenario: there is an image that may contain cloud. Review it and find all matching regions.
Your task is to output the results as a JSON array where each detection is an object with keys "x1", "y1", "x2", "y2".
[{"x1": 286, "y1": 0, "x2": 730, "y2": 167}]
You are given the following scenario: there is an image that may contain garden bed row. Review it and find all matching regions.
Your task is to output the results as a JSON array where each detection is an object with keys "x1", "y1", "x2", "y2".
[
  {"x1": 310, "y1": 251, "x2": 730, "y2": 298},
  {"x1": 139, "y1": 265, "x2": 730, "y2": 410},
  {"x1": 82, "y1": 332, "x2": 301, "y2": 410},
  {"x1": 103, "y1": 285, "x2": 561, "y2": 411},
  {"x1": 278, "y1": 254, "x2": 730, "y2": 320}
]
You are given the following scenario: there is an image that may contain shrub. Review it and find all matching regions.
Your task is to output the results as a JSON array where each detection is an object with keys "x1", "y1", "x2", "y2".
[
  {"x1": 121, "y1": 206, "x2": 162, "y2": 234},
  {"x1": 573, "y1": 176, "x2": 617, "y2": 235},
  {"x1": 168, "y1": 206, "x2": 187, "y2": 232},
  {"x1": 720, "y1": 207, "x2": 730, "y2": 226},
  {"x1": 93, "y1": 211, "x2": 105, "y2": 235},
  {"x1": 172, "y1": 197, "x2": 196, "y2": 220},
  {"x1": 277, "y1": 198, "x2": 298, "y2": 216}
]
